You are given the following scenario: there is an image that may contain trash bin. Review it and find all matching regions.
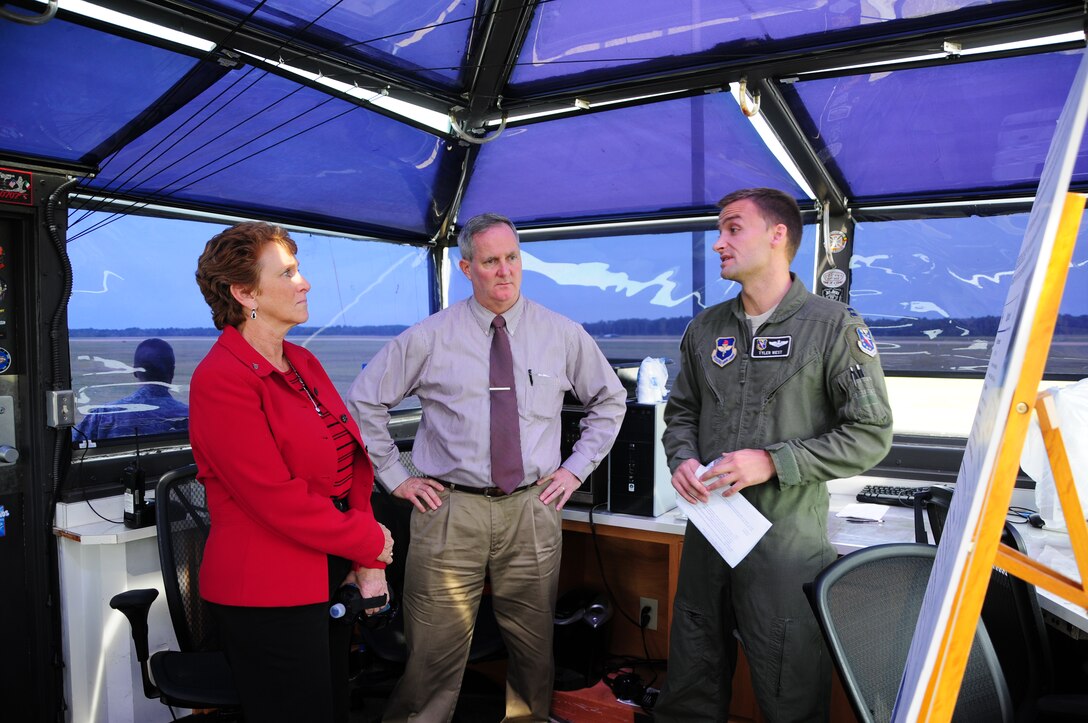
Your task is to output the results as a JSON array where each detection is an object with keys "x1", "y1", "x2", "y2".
[{"x1": 553, "y1": 589, "x2": 612, "y2": 691}]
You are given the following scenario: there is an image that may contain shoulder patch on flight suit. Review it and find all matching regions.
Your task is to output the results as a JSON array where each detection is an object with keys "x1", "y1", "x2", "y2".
[
  {"x1": 846, "y1": 324, "x2": 879, "y2": 364},
  {"x1": 855, "y1": 327, "x2": 877, "y2": 357}
]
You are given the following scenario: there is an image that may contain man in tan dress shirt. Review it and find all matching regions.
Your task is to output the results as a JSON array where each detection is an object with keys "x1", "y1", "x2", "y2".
[{"x1": 348, "y1": 212, "x2": 627, "y2": 722}]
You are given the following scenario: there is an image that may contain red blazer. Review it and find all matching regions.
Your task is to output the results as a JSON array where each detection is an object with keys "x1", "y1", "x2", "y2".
[{"x1": 190, "y1": 326, "x2": 386, "y2": 607}]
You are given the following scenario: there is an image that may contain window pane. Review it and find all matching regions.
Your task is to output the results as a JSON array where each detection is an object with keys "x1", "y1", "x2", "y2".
[
  {"x1": 86, "y1": 70, "x2": 457, "y2": 238},
  {"x1": 785, "y1": 52, "x2": 1088, "y2": 200},
  {"x1": 460, "y1": 94, "x2": 805, "y2": 225},
  {"x1": 850, "y1": 213, "x2": 1088, "y2": 376},
  {"x1": 190, "y1": 0, "x2": 477, "y2": 88},
  {"x1": 0, "y1": 18, "x2": 201, "y2": 163},
  {"x1": 511, "y1": 0, "x2": 1024, "y2": 88},
  {"x1": 449, "y1": 231, "x2": 696, "y2": 381},
  {"x1": 67, "y1": 212, "x2": 430, "y2": 445}
]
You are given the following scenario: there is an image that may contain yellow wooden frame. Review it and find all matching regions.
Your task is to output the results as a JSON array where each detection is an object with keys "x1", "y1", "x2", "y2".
[
  {"x1": 918, "y1": 192, "x2": 1088, "y2": 721},
  {"x1": 994, "y1": 390, "x2": 1088, "y2": 609}
]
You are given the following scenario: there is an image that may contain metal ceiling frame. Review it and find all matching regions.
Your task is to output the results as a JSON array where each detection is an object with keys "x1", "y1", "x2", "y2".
[
  {"x1": 39, "y1": 1, "x2": 1084, "y2": 130},
  {"x1": 487, "y1": 1, "x2": 1086, "y2": 121}
]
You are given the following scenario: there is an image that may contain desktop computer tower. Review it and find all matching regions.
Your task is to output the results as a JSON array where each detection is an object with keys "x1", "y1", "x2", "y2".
[
  {"x1": 561, "y1": 405, "x2": 609, "y2": 507},
  {"x1": 608, "y1": 402, "x2": 676, "y2": 517}
]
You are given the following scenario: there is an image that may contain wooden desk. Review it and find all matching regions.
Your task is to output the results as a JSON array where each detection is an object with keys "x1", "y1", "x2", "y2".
[
  {"x1": 559, "y1": 511, "x2": 683, "y2": 661},
  {"x1": 559, "y1": 506, "x2": 768, "y2": 721},
  {"x1": 561, "y1": 507, "x2": 685, "y2": 651},
  {"x1": 559, "y1": 476, "x2": 1088, "y2": 722}
]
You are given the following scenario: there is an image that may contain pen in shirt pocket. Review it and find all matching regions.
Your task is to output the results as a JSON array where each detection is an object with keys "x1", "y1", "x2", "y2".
[{"x1": 528, "y1": 370, "x2": 554, "y2": 386}]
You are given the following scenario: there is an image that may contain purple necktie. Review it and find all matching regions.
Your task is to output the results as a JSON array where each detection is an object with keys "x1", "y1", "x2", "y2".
[{"x1": 490, "y1": 315, "x2": 524, "y2": 493}]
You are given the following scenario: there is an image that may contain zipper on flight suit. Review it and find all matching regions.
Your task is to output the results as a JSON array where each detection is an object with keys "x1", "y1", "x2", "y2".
[{"x1": 729, "y1": 320, "x2": 753, "y2": 452}]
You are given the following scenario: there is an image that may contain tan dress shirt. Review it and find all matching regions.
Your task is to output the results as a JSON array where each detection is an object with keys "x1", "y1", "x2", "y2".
[{"x1": 348, "y1": 295, "x2": 627, "y2": 491}]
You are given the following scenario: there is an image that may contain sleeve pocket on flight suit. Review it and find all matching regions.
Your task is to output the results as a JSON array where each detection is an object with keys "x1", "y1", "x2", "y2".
[{"x1": 834, "y1": 365, "x2": 889, "y2": 426}]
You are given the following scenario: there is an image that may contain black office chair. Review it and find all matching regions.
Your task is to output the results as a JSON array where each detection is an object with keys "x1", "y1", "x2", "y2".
[
  {"x1": 110, "y1": 464, "x2": 240, "y2": 717},
  {"x1": 807, "y1": 542, "x2": 1013, "y2": 723},
  {"x1": 915, "y1": 487, "x2": 1088, "y2": 721}
]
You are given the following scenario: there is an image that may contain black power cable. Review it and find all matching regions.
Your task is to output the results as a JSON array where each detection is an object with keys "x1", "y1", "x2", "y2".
[{"x1": 587, "y1": 503, "x2": 667, "y2": 670}]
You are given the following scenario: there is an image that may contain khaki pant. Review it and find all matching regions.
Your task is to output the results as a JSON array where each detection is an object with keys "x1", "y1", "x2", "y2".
[{"x1": 384, "y1": 485, "x2": 562, "y2": 723}]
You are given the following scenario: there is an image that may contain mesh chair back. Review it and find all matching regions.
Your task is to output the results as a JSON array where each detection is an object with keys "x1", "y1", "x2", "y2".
[
  {"x1": 156, "y1": 464, "x2": 219, "y2": 653},
  {"x1": 811, "y1": 543, "x2": 1012, "y2": 723}
]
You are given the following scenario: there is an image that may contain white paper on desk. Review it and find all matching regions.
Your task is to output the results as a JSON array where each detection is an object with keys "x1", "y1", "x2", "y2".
[
  {"x1": 835, "y1": 503, "x2": 888, "y2": 523},
  {"x1": 674, "y1": 464, "x2": 772, "y2": 567}
]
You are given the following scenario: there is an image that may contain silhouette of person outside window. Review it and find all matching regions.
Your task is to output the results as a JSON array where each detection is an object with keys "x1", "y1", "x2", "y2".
[{"x1": 73, "y1": 338, "x2": 189, "y2": 442}]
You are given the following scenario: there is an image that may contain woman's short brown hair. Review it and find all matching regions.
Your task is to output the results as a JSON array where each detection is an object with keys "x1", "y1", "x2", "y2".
[{"x1": 195, "y1": 221, "x2": 298, "y2": 330}]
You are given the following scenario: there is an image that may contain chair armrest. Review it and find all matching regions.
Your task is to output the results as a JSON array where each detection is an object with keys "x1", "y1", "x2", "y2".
[
  {"x1": 110, "y1": 588, "x2": 159, "y2": 662},
  {"x1": 110, "y1": 588, "x2": 162, "y2": 700}
]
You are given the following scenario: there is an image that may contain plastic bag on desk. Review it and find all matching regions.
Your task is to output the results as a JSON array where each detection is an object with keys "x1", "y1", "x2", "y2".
[
  {"x1": 636, "y1": 356, "x2": 668, "y2": 404},
  {"x1": 1020, "y1": 378, "x2": 1088, "y2": 530}
]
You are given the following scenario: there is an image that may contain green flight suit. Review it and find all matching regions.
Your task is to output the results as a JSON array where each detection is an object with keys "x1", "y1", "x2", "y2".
[{"x1": 655, "y1": 275, "x2": 893, "y2": 723}]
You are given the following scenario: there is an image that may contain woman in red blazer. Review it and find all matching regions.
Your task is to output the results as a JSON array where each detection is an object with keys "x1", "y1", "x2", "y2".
[{"x1": 191, "y1": 221, "x2": 393, "y2": 723}]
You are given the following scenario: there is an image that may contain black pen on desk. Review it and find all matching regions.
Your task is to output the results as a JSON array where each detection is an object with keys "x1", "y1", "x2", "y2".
[{"x1": 528, "y1": 369, "x2": 534, "y2": 386}]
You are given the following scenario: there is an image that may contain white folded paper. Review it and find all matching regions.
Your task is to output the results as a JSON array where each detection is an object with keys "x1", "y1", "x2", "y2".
[
  {"x1": 835, "y1": 503, "x2": 888, "y2": 523},
  {"x1": 674, "y1": 463, "x2": 772, "y2": 567}
]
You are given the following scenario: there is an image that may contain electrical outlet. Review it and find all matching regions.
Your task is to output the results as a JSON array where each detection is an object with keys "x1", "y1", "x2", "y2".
[
  {"x1": 639, "y1": 596, "x2": 658, "y2": 631},
  {"x1": 46, "y1": 390, "x2": 75, "y2": 428}
]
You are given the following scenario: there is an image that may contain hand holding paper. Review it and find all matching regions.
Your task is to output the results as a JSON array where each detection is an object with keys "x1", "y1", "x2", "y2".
[{"x1": 674, "y1": 462, "x2": 772, "y2": 567}]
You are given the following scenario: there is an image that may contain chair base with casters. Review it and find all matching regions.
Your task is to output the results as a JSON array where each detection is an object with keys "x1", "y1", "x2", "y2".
[
  {"x1": 806, "y1": 542, "x2": 1013, "y2": 723},
  {"x1": 109, "y1": 465, "x2": 241, "y2": 718}
]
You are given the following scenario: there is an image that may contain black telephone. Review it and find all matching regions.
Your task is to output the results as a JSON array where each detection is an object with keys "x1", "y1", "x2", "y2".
[{"x1": 122, "y1": 429, "x2": 154, "y2": 528}]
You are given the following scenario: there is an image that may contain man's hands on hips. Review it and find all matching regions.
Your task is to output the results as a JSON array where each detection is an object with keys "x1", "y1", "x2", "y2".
[
  {"x1": 392, "y1": 476, "x2": 445, "y2": 512},
  {"x1": 537, "y1": 467, "x2": 582, "y2": 510},
  {"x1": 671, "y1": 450, "x2": 775, "y2": 504}
]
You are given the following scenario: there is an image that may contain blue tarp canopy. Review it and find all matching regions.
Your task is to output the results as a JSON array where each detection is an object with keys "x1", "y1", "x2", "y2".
[{"x1": 1, "y1": 0, "x2": 1086, "y2": 241}]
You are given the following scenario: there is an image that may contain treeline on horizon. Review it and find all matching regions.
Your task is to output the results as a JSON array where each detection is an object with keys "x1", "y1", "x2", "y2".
[
  {"x1": 66, "y1": 314, "x2": 1088, "y2": 338},
  {"x1": 869, "y1": 314, "x2": 1088, "y2": 337}
]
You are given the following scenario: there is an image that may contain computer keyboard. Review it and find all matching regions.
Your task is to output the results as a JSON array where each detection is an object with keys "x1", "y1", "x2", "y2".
[{"x1": 855, "y1": 484, "x2": 929, "y2": 507}]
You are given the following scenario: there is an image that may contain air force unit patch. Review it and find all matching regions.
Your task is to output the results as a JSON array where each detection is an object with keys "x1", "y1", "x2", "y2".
[
  {"x1": 712, "y1": 336, "x2": 736, "y2": 367},
  {"x1": 856, "y1": 327, "x2": 878, "y2": 357},
  {"x1": 751, "y1": 335, "x2": 792, "y2": 359}
]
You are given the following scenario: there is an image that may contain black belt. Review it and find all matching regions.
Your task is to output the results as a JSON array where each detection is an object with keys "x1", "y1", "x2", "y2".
[
  {"x1": 437, "y1": 480, "x2": 532, "y2": 498},
  {"x1": 331, "y1": 495, "x2": 350, "y2": 512}
]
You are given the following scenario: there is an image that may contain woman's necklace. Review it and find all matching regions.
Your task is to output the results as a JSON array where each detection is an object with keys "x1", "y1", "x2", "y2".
[{"x1": 285, "y1": 359, "x2": 322, "y2": 415}]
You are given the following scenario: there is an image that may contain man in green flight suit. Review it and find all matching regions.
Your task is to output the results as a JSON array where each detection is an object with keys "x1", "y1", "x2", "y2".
[{"x1": 654, "y1": 188, "x2": 893, "y2": 722}]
